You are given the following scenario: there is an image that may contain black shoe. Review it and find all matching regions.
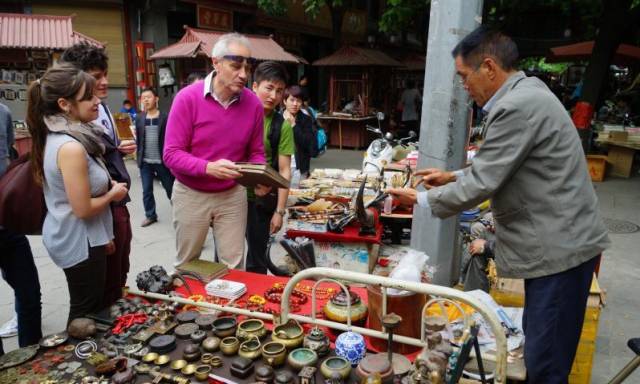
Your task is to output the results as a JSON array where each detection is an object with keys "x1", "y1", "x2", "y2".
[{"x1": 141, "y1": 217, "x2": 158, "y2": 227}]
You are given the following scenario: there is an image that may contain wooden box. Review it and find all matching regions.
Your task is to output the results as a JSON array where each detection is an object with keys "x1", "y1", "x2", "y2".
[
  {"x1": 586, "y1": 155, "x2": 607, "y2": 182},
  {"x1": 609, "y1": 131, "x2": 628, "y2": 141}
]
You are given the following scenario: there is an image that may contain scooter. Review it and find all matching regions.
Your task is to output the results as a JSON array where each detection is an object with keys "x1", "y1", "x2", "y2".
[{"x1": 363, "y1": 112, "x2": 394, "y2": 175}]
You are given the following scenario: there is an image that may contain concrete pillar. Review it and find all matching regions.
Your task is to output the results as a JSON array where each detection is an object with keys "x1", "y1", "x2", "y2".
[{"x1": 410, "y1": 0, "x2": 483, "y2": 286}]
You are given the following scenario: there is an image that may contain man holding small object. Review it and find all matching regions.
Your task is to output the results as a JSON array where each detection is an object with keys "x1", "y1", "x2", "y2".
[
  {"x1": 387, "y1": 27, "x2": 609, "y2": 383},
  {"x1": 164, "y1": 33, "x2": 269, "y2": 269}
]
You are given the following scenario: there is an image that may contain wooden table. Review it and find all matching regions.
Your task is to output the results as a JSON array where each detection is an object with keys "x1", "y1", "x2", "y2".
[
  {"x1": 596, "y1": 139, "x2": 640, "y2": 178},
  {"x1": 316, "y1": 114, "x2": 376, "y2": 150}
]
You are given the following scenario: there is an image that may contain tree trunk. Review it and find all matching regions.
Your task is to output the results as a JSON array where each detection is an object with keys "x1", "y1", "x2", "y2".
[{"x1": 580, "y1": 0, "x2": 632, "y2": 107}]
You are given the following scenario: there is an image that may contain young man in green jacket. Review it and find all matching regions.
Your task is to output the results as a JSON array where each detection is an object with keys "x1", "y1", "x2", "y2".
[{"x1": 246, "y1": 61, "x2": 295, "y2": 273}]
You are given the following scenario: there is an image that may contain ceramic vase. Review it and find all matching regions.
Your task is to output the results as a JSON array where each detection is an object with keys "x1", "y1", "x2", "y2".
[{"x1": 335, "y1": 330, "x2": 366, "y2": 366}]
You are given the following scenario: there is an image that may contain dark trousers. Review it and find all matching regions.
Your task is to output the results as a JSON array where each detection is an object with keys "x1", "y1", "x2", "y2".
[
  {"x1": 245, "y1": 200, "x2": 274, "y2": 274},
  {"x1": 63, "y1": 245, "x2": 106, "y2": 324},
  {"x1": 140, "y1": 162, "x2": 174, "y2": 220},
  {"x1": 0, "y1": 229, "x2": 42, "y2": 354},
  {"x1": 102, "y1": 205, "x2": 132, "y2": 307},
  {"x1": 523, "y1": 256, "x2": 598, "y2": 384}
]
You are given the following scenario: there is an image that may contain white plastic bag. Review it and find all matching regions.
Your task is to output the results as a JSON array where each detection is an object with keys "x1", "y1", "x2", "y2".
[{"x1": 387, "y1": 249, "x2": 429, "y2": 295}]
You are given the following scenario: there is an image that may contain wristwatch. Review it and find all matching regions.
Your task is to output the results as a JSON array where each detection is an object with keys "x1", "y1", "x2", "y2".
[{"x1": 275, "y1": 209, "x2": 286, "y2": 216}]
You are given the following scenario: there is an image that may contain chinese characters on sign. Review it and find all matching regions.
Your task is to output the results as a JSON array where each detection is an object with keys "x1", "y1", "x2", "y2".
[{"x1": 197, "y1": 5, "x2": 232, "y2": 31}]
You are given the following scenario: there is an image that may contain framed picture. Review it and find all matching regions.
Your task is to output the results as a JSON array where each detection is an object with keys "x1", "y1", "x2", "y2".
[
  {"x1": 18, "y1": 89, "x2": 27, "y2": 101},
  {"x1": 1, "y1": 70, "x2": 12, "y2": 83},
  {"x1": 27, "y1": 72, "x2": 37, "y2": 84},
  {"x1": 14, "y1": 72, "x2": 25, "y2": 84}
]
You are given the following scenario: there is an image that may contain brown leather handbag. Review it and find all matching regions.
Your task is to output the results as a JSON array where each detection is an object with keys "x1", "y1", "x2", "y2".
[{"x1": 0, "y1": 154, "x2": 46, "y2": 235}]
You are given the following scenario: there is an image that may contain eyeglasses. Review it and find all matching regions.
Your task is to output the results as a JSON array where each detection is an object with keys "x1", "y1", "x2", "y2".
[{"x1": 222, "y1": 55, "x2": 257, "y2": 67}]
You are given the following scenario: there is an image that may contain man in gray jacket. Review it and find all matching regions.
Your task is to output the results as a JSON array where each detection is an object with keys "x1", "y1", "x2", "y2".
[{"x1": 389, "y1": 27, "x2": 610, "y2": 383}]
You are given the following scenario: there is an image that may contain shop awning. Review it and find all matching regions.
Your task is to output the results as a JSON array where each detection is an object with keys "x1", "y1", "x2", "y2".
[
  {"x1": 548, "y1": 41, "x2": 640, "y2": 65},
  {"x1": 0, "y1": 12, "x2": 103, "y2": 50},
  {"x1": 313, "y1": 46, "x2": 402, "y2": 67},
  {"x1": 150, "y1": 26, "x2": 301, "y2": 63}
]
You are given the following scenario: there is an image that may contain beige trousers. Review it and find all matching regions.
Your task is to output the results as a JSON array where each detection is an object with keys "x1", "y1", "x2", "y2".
[{"x1": 172, "y1": 181, "x2": 247, "y2": 269}]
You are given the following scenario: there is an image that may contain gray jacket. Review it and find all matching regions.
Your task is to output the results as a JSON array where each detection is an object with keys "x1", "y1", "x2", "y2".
[{"x1": 427, "y1": 71, "x2": 610, "y2": 279}]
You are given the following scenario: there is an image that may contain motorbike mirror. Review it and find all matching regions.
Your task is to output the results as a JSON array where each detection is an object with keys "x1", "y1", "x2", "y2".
[
  {"x1": 376, "y1": 112, "x2": 385, "y2": 121},
  {"x1": 409, "y1": 130, "x2": 417, "y2": 138}
]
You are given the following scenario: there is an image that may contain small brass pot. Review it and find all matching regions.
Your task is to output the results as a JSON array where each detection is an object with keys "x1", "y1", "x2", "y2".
[
  {"x1": 271, "y1": 319, "x2": 304, "y2": 350},
  {"x1": 236, "y1": 319, "x2": 267, "y2": 341},
  {"x1": 320, "y1": 356, "x2": 351, "y2": 380},
  {"x1": 261, "y1": 341, "x2": 286, "y2": 367},
  {"x1": 200, "y1": 353, "x2": 214, "y2": 364},
  {"x1": 238, "y1": 336, "x2": 262, "y2": 360},
  {"x1": 287, "y1": 348, "x2": 318, "y2": 371},
  {"x1": 194, "y1": 364, "x2": 212, "y2": 381},
  {"x1": 181, "y1": 363, "x2": 196, "y2": 376},
  {"x1": 212, "y1": 317, "x2": 237, "y2": 338},
  {"x1": 170, "y1": 359, "x2": 187, "y2": 371},
  {"x1": 202, "y1": 336, "x2": 221, "y2": 352},
  {"x1": 220, "y1": 336, "x2": 240, "y2": 356}
]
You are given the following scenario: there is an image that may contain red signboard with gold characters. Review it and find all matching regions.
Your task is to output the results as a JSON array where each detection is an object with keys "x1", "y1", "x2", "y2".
[{"x1": 197, "y1": 5, "x2": 232, "y2": 31}]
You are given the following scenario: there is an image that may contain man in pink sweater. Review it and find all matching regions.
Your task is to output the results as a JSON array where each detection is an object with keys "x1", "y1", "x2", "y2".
[{"x1": 164, "y1": 33, "x2": 268, "y2": 269}]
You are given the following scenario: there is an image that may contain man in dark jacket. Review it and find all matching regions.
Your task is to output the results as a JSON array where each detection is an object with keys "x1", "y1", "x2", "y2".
[
  {"x1": 0, "y1": 103, "x2": 42, "y2": 355},
  {"x1": 61, "y1": 43, "x2": 135, "y2": 307},
  {"x1": 136, "y1": 88, "x2": 174, "y2": 227}
]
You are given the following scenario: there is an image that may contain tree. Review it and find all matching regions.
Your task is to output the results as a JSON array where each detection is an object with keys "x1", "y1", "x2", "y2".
[{"x1": 257, "y1": 0, "x2": 350, "y2": 49}]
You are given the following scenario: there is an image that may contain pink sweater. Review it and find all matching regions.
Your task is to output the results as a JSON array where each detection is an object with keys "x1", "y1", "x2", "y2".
[{"x1": 164, "y1": 81, "x2": 265, "y2": 192}]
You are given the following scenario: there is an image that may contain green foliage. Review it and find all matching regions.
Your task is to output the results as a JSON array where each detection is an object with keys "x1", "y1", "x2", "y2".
[
  {"x1": 379, "y1": 0, "x2": 429, "y2": 33},
  {"x1": 519, "y1": 57, "x2": 570, "y2": 74},
  {"x1": 257, "y1": 0, "x2": 288, "y2": 16}
]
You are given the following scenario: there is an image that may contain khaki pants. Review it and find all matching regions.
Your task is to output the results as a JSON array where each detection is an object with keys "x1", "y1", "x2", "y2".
[{"x1": 172, "y1": 181, "x2": 247, "y2": 269}]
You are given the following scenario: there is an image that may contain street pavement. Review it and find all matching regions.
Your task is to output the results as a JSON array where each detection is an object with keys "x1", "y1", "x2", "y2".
[{"x1": 0, "y1": 148, "x2": 638, "y2": 382}]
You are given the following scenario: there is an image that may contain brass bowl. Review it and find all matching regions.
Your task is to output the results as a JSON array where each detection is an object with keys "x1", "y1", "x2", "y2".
[
  {"x1": 287, "y1": 348, "x2": 318, "y2": 371},
  {"x1": 170, "y1": 359, "x2": 187, "y2": 371},
  {"x1": 212, "y1": 317, "x2": 237, "y2": 338},
  {"x1": 220, "y1": 336, "x2": 240, "y2": 356},
  {"x1": 202, "y1": 336, "x2": 221, "y2": 352},
  {"x1": 236, "y1": 319, "x2": 267, "y2": 341},
  {"x1": 194, "y1": 364, "x2": 212, "y2": 381},
  {"x1": 154, "y1": 354, "x2": 171, "y2": 365},
  {"x1": 210, "y1": 356, "x2": 223, "y2": 368},
  {"x1": 200, "y1": 353, "x2": 214, "y2": 364},
  {"x1": 142, "y1": 352, "x2": 159, "y2": 363},
  {"x1": 181, "y1": 363, "x2": 197, "y2": 376},
  {"x1": 238, "y1": 337, "x2": 262, "y2": 360},
  {"x1": 271, "y1": 319, "x2": 304, "y2": 350},
  {"x1": 320, "y1": 356, "x2": 351, "y2": 379},
  {"x1": 261, "y1": 341, "x2": 287, "y2": 367}
]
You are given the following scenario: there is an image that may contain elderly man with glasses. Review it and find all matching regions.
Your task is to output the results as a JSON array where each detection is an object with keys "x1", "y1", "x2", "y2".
[{"x1": 164, "y1": 33, "x2": 268, "y2": 269}]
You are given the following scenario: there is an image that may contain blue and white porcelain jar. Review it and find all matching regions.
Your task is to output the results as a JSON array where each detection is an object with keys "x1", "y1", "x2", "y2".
[{"x1": 335, "y1": 331, "x2": 366, "y2": 366}]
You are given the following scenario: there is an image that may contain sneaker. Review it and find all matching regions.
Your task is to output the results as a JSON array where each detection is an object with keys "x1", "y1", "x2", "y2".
[
  {"x1": 0, "y1": 315, "x2": 18, "y2": 338},
  {"x1": 141, "y1": 217, "x2": 158, "y2": 227}
]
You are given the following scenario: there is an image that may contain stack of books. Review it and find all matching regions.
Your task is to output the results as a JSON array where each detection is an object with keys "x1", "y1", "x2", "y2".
[
  {"x1": 176, "y1": 259, "x2": 228, "y2": 282},
  {"x1": 205, "y1": 279, "x2": 247, "y2": 300},
  {"x1": 236, "y1": 163, "x2": 290, "y2": 189}
]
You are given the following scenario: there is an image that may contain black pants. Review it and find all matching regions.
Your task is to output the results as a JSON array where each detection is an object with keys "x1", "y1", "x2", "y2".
[
  {"x1": 0, "y1": 229, "x2": 42, "y2": 355},
  {"x1": 140, "y1": 162, "x2": 174, "y2": 220},
  {"x1": 523, "y1": 255, "x2": 598, "y2": 384},
  {"x1": 245, "y1": 200, "x2": 274, "y2": 274},
  {"x1": 63, "y1": 245, "x2": 107, "y2": 324}
]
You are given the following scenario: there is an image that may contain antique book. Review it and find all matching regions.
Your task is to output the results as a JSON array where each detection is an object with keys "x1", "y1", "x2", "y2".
[
  {"x1": 112, "y1": 112, "x2": 135, "y2": 141},
  {"x1": 235, "y1": 163, "x2": 290, "y2": 189},
  {"x1": 176, "y1": 259, "x2": 228, "y2": 282}
]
